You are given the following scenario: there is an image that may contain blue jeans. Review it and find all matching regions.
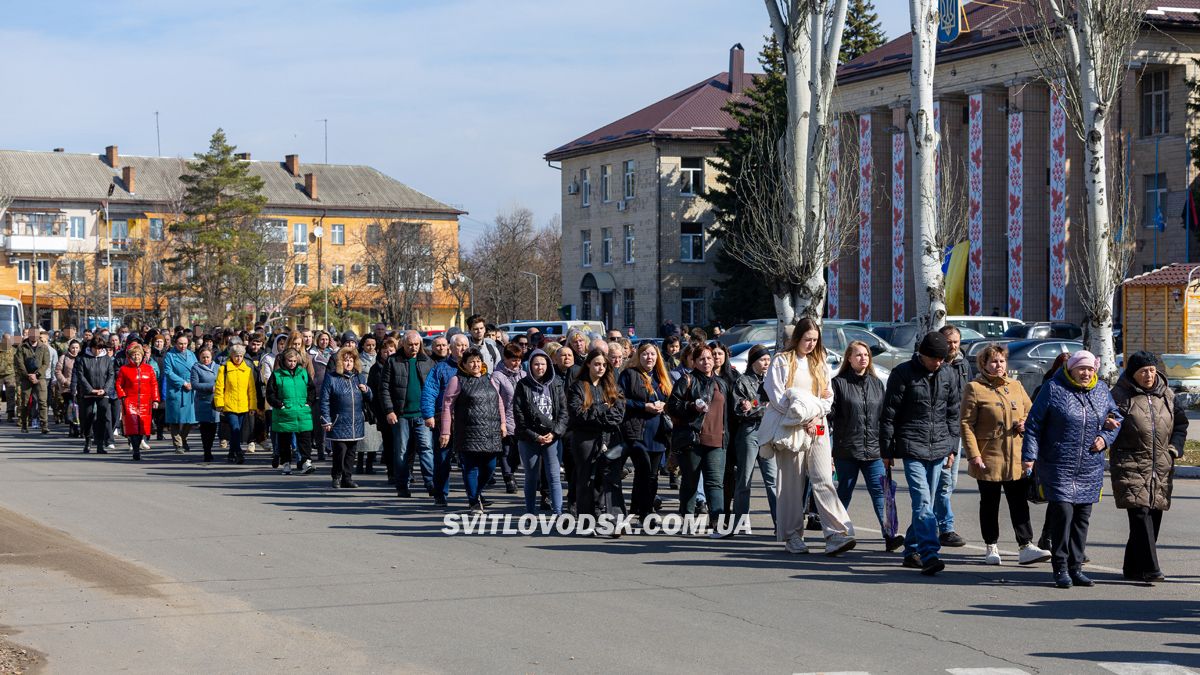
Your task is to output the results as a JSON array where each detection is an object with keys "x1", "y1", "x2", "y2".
[
  {"x1": 934, "y1": 448, "x2": 960, "y2": 534},
  {"x1": 834, "y1": 457, "x2": 887, "y2": 530},
  {"x1": 731, "y1": 426, "x2": 778, "y2": 523},
  {"x1": 460, "y1": 452, "x2": 497, "y2": 505},
  {"x1": 902, "y1": 458, "x2": 943, "y2": 562},
  {"x1": 679, "y1": 445, "x2": 726, "y2": 516},
  {"x1": 392, "y1": 417, "x2": 434, "y2": 491},
  {"x1": 518, "y1": 439, "x2": 562, "y2": 514},
  {"x1": 226, "y1": 412, "x2": 246, "y2": 460}
]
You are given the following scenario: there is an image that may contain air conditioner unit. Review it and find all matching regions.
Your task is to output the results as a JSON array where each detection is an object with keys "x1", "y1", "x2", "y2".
[
  {"x1": 6, "y1": 256, "x2": 17, "y2": 266},
  {"x1": 566, "y1": 182, "x2": 579, "y2": 195},
  {"x1": 351, "y1": 263, "x2": 363, "y2": 274},
  {"x1": 616, "y1": 200, "x2": 627, "y2": 211}
]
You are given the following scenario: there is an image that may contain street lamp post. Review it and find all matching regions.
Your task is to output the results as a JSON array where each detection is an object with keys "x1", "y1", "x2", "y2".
[{"x1": 520, "y1": 271, "x2": 540, "y2": 320}]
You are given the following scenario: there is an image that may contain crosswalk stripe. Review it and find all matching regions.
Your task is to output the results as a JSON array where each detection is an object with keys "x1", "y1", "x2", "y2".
[
  {"x1": 946, "y1": 668, "x2": 1031, "y2": 674},
  {"x1": 1098, "y1": 663, "x2": 1200, "y2": 674}
]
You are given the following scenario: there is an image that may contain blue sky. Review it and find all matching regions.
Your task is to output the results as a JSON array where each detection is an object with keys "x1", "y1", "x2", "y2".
[{"x1": 0, "y1": 1, "x2": 908, "y2": 247}]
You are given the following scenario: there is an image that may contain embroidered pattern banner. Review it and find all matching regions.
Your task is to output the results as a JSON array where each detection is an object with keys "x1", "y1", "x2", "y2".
[
  {"x1": 1007, "y1": 111, "x2": 1024, "y2": 319},
  {"x1": 967, "y1": 93, "x2": 984, "y2": 316},
  {"x1": 828, "y1": 119, "x2": 840, "y2": 319},
  {"x1": 859, "y1": 114, "x2": 872, "y2": 321},
  {"x1": 892, "y1": 131, "x2": 906, "y2": 321},
  {"x1": 1049, "y1": 85, "x2": 1068, "y2": 321}
]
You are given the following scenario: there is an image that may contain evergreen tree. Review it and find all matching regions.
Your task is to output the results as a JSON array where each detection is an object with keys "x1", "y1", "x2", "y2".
[
  {"x1": 709, "y1": 38, "x2": 786, "y2": 327},
  {"x1": 839, "y1": 0, "x2": 887, "y2": 64},
  {"x1": 168, "y1": 129, "x2": 268, "y2": 326}
]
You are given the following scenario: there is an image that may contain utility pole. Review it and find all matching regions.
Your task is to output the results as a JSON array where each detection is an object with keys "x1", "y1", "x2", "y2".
[
  {"x1": 30, "y1": 217, "x2": 37, "y2": 329},
  {"x1": 155, "y1": 111, "x2": 161, "y2": 156},
  {"x1": 520, "y1": 271, "x2": 540, "y2": 320}
]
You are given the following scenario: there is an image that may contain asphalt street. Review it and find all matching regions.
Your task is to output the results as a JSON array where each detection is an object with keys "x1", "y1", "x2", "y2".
[{"x1": 0, "y1": 426, "x2": 1197, "y2": 674}]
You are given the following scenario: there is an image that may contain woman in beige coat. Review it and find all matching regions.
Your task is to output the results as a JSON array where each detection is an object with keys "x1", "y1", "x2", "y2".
[{"x1": 960, "y1": 343, "x2": 1051, "y2": 566}]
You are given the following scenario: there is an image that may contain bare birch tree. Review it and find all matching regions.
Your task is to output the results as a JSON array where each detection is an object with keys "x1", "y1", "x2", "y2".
[
  {"x1": 1019, "y1": 0, "x2": 1146, "y2": 381},
  {"x1": 908, "y1": 0, "x2": 944, "y2": 331},
  {"x1": 763, "y1": 0, "x2": 850, "y2": 334}
]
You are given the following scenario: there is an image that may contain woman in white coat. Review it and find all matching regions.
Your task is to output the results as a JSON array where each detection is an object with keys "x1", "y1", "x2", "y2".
[{"x1": 760, "y1": 317, "x2": 856, "y2": 556}]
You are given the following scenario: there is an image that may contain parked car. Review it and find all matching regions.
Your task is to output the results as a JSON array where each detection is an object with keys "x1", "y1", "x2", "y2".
[
  {"x1": 945, "y1": 315, "x2": 1024, "y2": 338},
  {"x1": 822, "y1": 322, "x2": 908, "y2": 369},
  {"x1": 498, "y1": 320, "x2": 607, "y2": 339},
  {"x1": 872, "y1": 322, "x2": 922, "y2": 352},
  {"x1": 1002, "y1": 321, "x2": 1083, "y2": 340},
  {"x1": 1005, "y1": 339, "x2": 1084, "y2": 396},
  {"x1": 726, "y1": 340, "x2": 890, "y2": 384},
  {"x1": 961, "y1": 337, "x2": 1019, "y2": 380}
]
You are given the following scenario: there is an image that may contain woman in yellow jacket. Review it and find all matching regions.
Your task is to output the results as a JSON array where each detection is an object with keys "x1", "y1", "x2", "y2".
[
  {"x1": 960, "y1": 343, "x2": 1051, "y2": 566},
  {"x1": 214, "y1": 344, "x2": 259, "y2": 465}
]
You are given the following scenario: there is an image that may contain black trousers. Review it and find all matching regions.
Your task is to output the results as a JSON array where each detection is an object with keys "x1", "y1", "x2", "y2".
[
  {"x1": 276, "y1": 430, "x2": 313, "y2": 465},
  {"x1": 978, "y1": 478, "x2": 1034, "y2": 546},
  {"x1": 80, "y1": 396, "x2": 110, "y2": 449},
  {"x1": 1045, "y1": 501, "x2": 1092, "y2": 571},
  {"x1": 331, "y1": 440, "x2": 357, "y2": 481},
  {"x1": 571, "y1": 432, "x2": 624, "y2": 516},
  {"x1": 198, "y1": 422, "x2": 218, "y2": 457},
  {"x1": 1124, "y1": 506, "x2": 1164, "y2": 577},
  {"x1": 629, "y1": 445, "x2": 664, "y2": 517},
  {"x1": 498, "y1": 436, "x2": 519, "y2": 480}
]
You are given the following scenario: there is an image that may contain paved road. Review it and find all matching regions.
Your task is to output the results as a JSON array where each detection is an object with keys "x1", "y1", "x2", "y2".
[{"x1": 0, "y1": 426, "x2": 1197, "y2": 674}]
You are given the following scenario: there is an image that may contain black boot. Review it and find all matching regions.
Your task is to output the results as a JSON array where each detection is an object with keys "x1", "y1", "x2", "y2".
[
  {"x1": 366, "y1": 452, "x2": 376, "y2": 474},
  {"x1": 505, "y1": 476, "x2": 517, "y2": 494},
  {"x1": 1053, "y1": 566, "x2": 1072, "y2": 589},
  {"x1": 203, "y1": 451, "x2": 213, "y2": 463},
  {"x1": 1069, "y1": 568, "x2": 1095, "y2": 587}
]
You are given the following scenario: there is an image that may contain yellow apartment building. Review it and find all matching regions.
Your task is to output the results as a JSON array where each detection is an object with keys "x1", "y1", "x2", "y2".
[{"x1": 0, "y1": 145, "x2": 464, "y2": 333}]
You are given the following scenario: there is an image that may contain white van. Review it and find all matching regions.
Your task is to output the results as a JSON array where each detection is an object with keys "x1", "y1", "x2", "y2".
[
  {"x1": 498, "y1": 320, "x2": 606, "y2": 340},
  {"x1": 944, "y1": 315, "x2": 1024, "y2": 339},
  {"x1": 0, "y1": 295, "x2": 24, "y2": 337}
]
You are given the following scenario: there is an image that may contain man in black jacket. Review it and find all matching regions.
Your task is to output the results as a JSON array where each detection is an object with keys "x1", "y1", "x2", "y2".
[
  {"x1": 380, "y1": 330, "x2": 436, "y2": 498},
  {"x1": 880, "y1": 331, "x2": 960, "y2": 576},
  {"x1": 934, "y1": 325, "x2": 971, "y2": 548}
]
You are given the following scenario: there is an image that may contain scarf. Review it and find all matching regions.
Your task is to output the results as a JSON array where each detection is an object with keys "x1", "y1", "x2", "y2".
[{"x1": 1063, "y1": 368, "x2": 1098, "y2": 391}]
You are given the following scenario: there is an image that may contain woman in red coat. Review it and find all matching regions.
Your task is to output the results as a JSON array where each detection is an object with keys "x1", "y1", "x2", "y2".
[{"x1": 115, "y1": 342, "x2": 160, "y2": 461}]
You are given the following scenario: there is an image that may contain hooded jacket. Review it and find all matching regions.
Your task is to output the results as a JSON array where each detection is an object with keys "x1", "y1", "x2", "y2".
[
  {"x1": 1110, "y1": 369, "x2": 1188, "y2": 510},
  {"x1": 513, "y1": 350, "x2": 568, "y2": 445}
]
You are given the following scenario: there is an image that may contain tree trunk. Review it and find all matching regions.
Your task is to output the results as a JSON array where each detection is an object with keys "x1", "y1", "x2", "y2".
[{"x1": 909, "y1": 0, "x2": 945, "y2": 333}]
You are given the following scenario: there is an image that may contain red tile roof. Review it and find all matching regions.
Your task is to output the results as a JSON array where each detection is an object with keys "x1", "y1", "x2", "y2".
[
  {"x1": 544, "y1": 71, "x2": 759, "y2": 161},
  {"x1": 1123, "y1": 262, "x2": 1200, "y2": 287},
  {"x1": 838, "y1": 0, "x2": 1200, "y2": 85}
]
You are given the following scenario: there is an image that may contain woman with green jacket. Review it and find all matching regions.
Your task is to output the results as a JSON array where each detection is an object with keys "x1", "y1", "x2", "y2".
[{"x1": 266, "y1": 348, "x2": 316, "y2": 476}]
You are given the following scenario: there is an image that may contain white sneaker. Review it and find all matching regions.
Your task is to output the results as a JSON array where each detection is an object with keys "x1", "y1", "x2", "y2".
[
  {"x1": 984, "y1": 544, "x2": 1002, "y2": 565},
  {"x1": 785, "y1": 533, "x2": 809, "y2": 554},
  {"x1": 825, "y1": 533, "x2": 857, "y2": 556},
  {"x1": 1018, "y1": 542, "x2": 1052, "y2": 565},
  {"x1": 220, "y1": 439, "x2": 229, "y2": 450},
  {"x1": 140, "y1": 439, "x2": 150, "y2": 451},
  {"x1": 300, "y1": 460, "x2": 314, "y2": 475},
  {"x1": 106, "y1": 443, "x2": 116, "y2": 452},
  {"x1": 247, "y1": 442, "x2": 257, "y2": 454},
  {"x1": 282, "y1": 463, "x2": 293, "y2": 475}
]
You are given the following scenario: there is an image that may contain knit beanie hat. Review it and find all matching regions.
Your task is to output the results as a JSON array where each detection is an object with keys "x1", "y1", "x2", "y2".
[
  {"x1": 918, "y1": 331, "x2": 950, "y2": 360},
  {"x1": 341, "y1": 330, "x2": 358, "y2": 345},
  {"x1": 1067, "y1": 350, "x2": 1098, "y2": 371},
  {"x1": 1125, "y1": 350, "x2": 1157, "y2": 374},
  {"x1": 746, "y1": 344, "x2": 770, "y2": 367}
]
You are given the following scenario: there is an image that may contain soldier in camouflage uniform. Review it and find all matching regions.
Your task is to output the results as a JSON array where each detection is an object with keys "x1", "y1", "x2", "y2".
[{"x1": 13, "y1": 327, "x2": 51, "y2": 433}]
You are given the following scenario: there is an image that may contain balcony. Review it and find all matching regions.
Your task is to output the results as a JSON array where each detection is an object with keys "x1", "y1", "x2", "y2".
[
  {"x1": 6, "y1": 234, "x2": 69, "y2": 254},
  {"x1": 105, "y1": 238, "x2": 145, "y2": 256}
]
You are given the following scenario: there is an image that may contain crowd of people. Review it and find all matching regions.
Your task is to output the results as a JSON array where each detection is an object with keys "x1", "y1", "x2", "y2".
[{"x1": 0, "y1": 315, "x2": 1188, "y2": 587}]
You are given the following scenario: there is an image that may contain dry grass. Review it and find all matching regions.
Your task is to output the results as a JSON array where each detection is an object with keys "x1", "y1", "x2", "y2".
[{"x1": 1181, "y1": 440, "x2": 1200, "y2": 467}]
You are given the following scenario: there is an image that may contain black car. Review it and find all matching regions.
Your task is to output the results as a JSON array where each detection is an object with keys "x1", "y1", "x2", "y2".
[
  {"x1": 1004, "y1": 339, "x2": 1084, "y2": 395},
  {"x1": 1002, "y1": 322, "x2": 1083, "y2": 340}
]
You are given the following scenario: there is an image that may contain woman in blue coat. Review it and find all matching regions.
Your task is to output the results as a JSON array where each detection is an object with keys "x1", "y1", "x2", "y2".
[
  {"x1": 190, "y1": 347, "x2": 219, "y2": 463},
  {"x1": 320, "y1": 346, "x2": 372, "y2": 490},
  {"x1": 162, "y1": 334, "x2": 198, "y2": 453},
  {"x1": 1022, "y1": 350, "x2": 1122, "y2": 588}
]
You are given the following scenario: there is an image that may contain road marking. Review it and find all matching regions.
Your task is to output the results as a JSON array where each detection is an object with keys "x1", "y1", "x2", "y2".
[
  {"x1": 1098, "y1": 663, "x2": 1200, "y2": 674},
  {"x1": 946, "y1": 669, "x2": 1031, "y2": 674}
]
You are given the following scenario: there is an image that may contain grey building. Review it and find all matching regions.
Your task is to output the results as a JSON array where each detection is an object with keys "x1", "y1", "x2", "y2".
[{"x1": 545, "y1": 45, "x2": 756, "y2": 337}]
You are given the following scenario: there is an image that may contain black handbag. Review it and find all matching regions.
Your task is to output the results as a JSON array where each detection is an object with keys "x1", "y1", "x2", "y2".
[{"x1": 1026, "y1": 466, "x2": 1047, "y2": 504}]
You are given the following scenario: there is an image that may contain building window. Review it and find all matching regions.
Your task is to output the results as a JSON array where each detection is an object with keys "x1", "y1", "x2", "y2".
[
  {"x1": 16, "y1": 260, "x2": 29, "y2": 283},
  {"x1": 1141, "y1": 70, "x2": 1169, "y2": 137},
  {"x1": 293, "y1": 222, "x2": 308, "y2": 253},
  {"x1": 259, "y1": 218, "x2": 287, "y2": 242},
  {"x1": 263, "y1": 263, "x2": 285, "y2": 289},
  {"x1": 150, "y1": 261, "x2": 165, "y2": 285},
  {"x1": 1144, "y1": 173, "x2": 1168, "y2": 229},
  {"x1": 367, "y1": 264, "x2": 381, "y2": 286},
  {"x1": 624, "y1": 224, "x2": 635, "y2": 263},
  {"x1": 110, "y1": 220, "x2": 129, "y2": 250},
  {"x1": 149, "y1": 218, "x2": 165, "y2": 241},
  {"x1": 581, "y1": 290, "x2": 592, "y2": 320},
  {"x1": 600, "y1": 165, "x2": 612, "y2": 202},
  {"x1": 581, "y1": 230, "x2": 592, "y2": 267},
  {"x1": 681, "y1": 222, "x2": 705, "y2": 262},
  {"x1": 580, "y1": 168, "x2": 591, "y2": 207},
  {"x1": 69, "y1": 216, "x2": 86, "y2": 240},
  {"x1": 681, "y1": 287, "x2": 706, "y2": 326},
  {"x1": 331, "y1": 264, "x2": 345, "y2": 286},
  {"x1": 623, "y1": 160, "x2": 636, "y2": 199},
  {"x1": 113, "y1": 261, "x2": 129, "y2": 294},
  {"x1": 36, "y1": 260, "x2": 49, "y2": 283},
  {"x1": 680, "y1": 157, "x2": 704, "y2": 196},
  {"x1": 623, "y1": 289, "x2": 635, "y2": 325},
  {"x1": 601, "y1": 227, "x2": 612, "y2": 265},
  {"x1": 331, "y1": 223, "x2": 345, "y2": 245},
  {"x1": 366, "y1": 223, "x2": 382, "y2": 246},
  {"x1": 294, "y1": 263, "x2": 308, "y2": 286},
  {"x1": 64, "y1": 259, "x2": 86, "y2": 282}
]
